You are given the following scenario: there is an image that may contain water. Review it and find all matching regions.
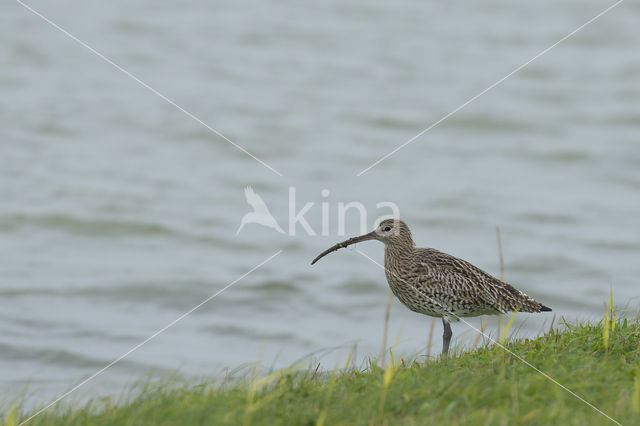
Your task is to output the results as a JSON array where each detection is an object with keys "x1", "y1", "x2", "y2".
[{"x1": 2, "y1": 0, "x2": 639, "y2": 407}]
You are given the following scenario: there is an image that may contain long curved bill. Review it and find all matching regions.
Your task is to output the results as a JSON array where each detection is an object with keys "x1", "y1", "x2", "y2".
[{"x1": 311, "y1": 231, "x2": 377, "y2": 265}]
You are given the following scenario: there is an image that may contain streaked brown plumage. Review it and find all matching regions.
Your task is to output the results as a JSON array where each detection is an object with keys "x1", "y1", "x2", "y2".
[{"x1": 312, "y1": 219, "x2": 551, "y2": 355}]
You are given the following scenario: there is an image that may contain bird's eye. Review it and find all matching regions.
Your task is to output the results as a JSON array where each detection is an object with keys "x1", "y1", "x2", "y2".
[{"x1": 383, "y1": 226, "x2": 391, "y2": 232}]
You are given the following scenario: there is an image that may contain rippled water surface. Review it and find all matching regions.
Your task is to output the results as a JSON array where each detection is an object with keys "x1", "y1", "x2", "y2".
[{"x1": 2, "y1": 0, "x2": 639, "y2": 406}]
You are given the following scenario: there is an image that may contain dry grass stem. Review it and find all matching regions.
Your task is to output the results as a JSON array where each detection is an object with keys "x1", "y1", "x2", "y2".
[
  {"x1": 496, "y1": 226, "x2": 504, "y2": 281},
  {"x1": 496, "y1": 226, "x2": 505, "y2": 340},
  {"x1": 380, "y1": 290, "x2": 394, "y2": 366},
  {"x1": 426, "y1": 317, "x2": 436, "y2": 358},
  {"x1": 471, "y1": 316, "x2": 489, "y2": 351}
]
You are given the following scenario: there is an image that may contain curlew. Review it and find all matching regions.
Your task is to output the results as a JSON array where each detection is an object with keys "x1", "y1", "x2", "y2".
[{"x1": 311, "y1": 219, "x2": 551, "y2": 356}]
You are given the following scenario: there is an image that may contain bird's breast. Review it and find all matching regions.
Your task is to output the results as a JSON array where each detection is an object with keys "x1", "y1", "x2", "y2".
[{"x1": 384, "y1": 254, "x2": 439, "y2": 315}]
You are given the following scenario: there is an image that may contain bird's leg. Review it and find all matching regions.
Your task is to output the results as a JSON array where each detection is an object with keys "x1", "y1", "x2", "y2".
[{"x1": 441, "y1": 318, "x2": 452, "y2": 356}]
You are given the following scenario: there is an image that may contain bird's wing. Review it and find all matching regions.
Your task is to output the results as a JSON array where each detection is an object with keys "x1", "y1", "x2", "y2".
[
  {"x1": 244, "y1": 186, "x2": 270, "y2": 213},
  {"x1": 413, "y1": 248, "x2": 544, "y2": 314}
]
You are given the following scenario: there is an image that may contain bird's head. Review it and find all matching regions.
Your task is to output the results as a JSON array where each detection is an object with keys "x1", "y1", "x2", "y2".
[
  {"x1": 311, "y1": 218, "x2": 414, "y2": 265},
  {"x1": 372, "y1": 218, "x2": 413, "y2": 246}
]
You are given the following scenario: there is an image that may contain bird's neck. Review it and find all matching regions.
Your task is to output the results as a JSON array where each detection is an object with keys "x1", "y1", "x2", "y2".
[{"x1": 384, "y1": 241, "x2": 415, "y2": 266}]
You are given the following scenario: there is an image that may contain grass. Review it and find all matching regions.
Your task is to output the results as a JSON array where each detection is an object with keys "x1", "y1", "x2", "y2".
[{"x1": 5, "y1": 312, "x2": 640, "y2": 426}]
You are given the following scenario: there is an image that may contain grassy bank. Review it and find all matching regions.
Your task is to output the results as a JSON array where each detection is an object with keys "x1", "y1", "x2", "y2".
[{"x1": 6, "y1": 318, "x2": 640, "y2": 426}]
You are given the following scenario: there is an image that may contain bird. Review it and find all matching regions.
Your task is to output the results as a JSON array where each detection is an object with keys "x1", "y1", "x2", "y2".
[
  {"x1": 311, "y1": 219, "x2": 551, "y2": 356},
  {"x1": 236, "y1": 186, "x2": 285, "y2": 235}
]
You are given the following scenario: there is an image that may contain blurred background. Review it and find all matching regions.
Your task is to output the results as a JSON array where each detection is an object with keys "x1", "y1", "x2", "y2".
[{"x1": 1, "y1": 0, "x2": 639, "y2": 407}]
